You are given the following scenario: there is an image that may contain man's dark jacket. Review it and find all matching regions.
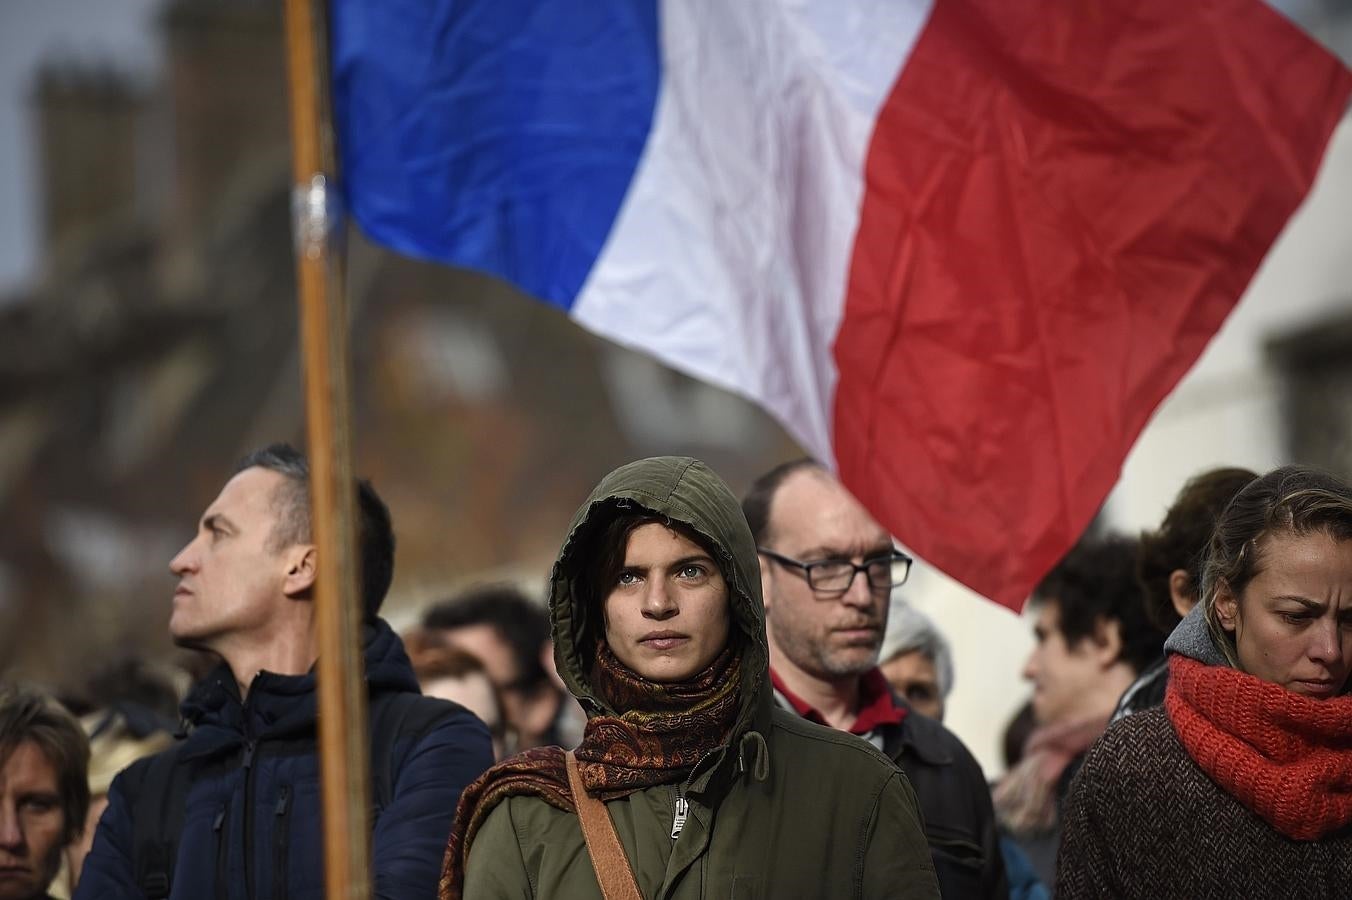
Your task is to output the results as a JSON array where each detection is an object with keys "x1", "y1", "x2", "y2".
[
  {"x1": 878, "y1": 706, "x2": 1010, "y2": 900},
  {"x1": 774, "y1": 686, "x2": 1009, "y2": 899},
  {"x1": 74, "y1": 619, "x2": 494, "y2": 900}
]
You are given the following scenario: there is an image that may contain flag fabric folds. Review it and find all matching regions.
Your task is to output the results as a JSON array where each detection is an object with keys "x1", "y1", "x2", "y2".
[{"x1": 331, "y1": 0, "x2": 1352, "y2": 610}]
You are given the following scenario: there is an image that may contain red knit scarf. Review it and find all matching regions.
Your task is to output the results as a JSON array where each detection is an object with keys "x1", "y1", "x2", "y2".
[
  {"x1": 1166, "y1": 654, "x2": 1352, "y2": 841},
  {"x1": 438, "y1": 641, "x2": 742, "y2": 900}
]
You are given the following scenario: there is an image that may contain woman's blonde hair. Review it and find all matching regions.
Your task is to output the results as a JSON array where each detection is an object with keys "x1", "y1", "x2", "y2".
[{"x1": 1200, "y1": 465, "x2": 1352, "y2": 667}]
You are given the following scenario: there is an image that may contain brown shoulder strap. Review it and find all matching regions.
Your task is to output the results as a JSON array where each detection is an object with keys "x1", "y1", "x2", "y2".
[{"x1": 565, "y1": 750, "x2": 644, "y2": 900}]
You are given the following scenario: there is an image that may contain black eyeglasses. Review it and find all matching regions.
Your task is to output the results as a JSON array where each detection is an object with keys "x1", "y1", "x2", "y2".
[{"x1": 757, "y1": 547, "x2": 912, "y2": 595}]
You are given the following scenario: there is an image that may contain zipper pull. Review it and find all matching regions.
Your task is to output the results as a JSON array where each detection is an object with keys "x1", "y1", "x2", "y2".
[
  {"x1": 670, "y1": 794, "x2": 689, "y2": 840},
  {"x1": 242, "y1": 740, "x2": 255, "y2": 770},
  {"x1": 213, "y1": 808, "x2": 225, "y2": 832},
  {"x1": 275, "y1": 785, "x2": 291, "y2": 817}
]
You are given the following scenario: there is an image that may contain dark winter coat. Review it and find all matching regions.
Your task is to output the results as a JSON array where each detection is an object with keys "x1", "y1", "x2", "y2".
[
  {"x1": 875, "y1": 708, "x2": 1010, "y2": 899},
  {"x1": 1056, "y1": 707, "x2": 1352, "y2": 899},
  {"x1": 1108, "y1": 655, "x2": 1168, "y2": 724},
  {"x1": 75, "y1": 618, "x2": 494, "y2": 900}
]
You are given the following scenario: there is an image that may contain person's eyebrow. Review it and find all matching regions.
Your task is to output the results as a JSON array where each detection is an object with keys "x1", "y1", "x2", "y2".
[
  {"x1": 797, "y1": 546, "x2": 854, "y2": 560},
  {"x1": 1273, "y1": 595, "x2": 1325, "y2": 612},
  {"x1": 799, "y1": 545, "x2": 894, "y2": 564},
  {"x1": 670, "y1": 554, "x2": 716, "y2": 568},
  {"x1": 202, "y1": 513, "x2": 237, "y2": 534}
]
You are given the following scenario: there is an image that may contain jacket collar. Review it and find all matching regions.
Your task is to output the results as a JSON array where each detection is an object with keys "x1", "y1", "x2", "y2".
[
  {"x1": 1163, "y1": 603, "x2": 1230, "y2": 666},
  {"x1": 177, "y1": 617, "x2": 418, "y2": 759},
  {"x1": 769, "y1": 667, "x2": 906, "y2": 736}
]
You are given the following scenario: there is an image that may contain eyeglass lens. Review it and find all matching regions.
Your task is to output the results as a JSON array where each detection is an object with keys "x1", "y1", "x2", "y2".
[{"x1": 809, "y1": 556, "x2": 909, "y2": 592}]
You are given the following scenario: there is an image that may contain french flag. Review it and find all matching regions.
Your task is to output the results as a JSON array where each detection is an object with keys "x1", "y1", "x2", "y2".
[{"x1": 331, "y1": 0, "x2": 1351, "y2": 610}]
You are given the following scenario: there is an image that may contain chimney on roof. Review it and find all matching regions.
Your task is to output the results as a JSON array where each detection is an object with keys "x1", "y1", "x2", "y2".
[
  {"x1": 32, "y1": 62, "x2": 149, "y2": 260},
  {"x1": 159, "y1": 0, "x2": 288, "y2": 291}
]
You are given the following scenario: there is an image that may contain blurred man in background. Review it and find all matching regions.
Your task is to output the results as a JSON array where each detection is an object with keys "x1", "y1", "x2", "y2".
[
  {"x1": 995, "y1": 534, "x2": 1163, "y2": 885},
  {"x1": 878, "y1": 602, "x2": 954, "y2": 722},
  {"x1": 404, "y1": 634, "x2": 507, "y2": 761},
  {"x1": 53, "y1": 660, "x2": 180, "y2": 898},
  {"x1": 422, "y1": 585, "x2": 583, "y2": 750},
  {"x1": 0, "y1": 685, "x2": 89, "y2": 900},
  {"x1": 744, "y1": 459, "x2": 1008, "y2": 900}
]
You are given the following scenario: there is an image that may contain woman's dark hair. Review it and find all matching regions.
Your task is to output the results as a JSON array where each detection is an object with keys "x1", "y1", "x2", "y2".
[
  {"x1": 0, "y1": 685, "x2": 90, "y2": 844},
  {"x1": 1136, "y1": 467, "x2": 1258, "y2": 631},
  {"x1": 1201, "y1": 465, "x2": 1352, "y2": 667}
]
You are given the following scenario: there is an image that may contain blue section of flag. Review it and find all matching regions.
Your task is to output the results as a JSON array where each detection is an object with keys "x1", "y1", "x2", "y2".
[{"x1": 331, "y1": 0, "x2": 662, "y2": 310}]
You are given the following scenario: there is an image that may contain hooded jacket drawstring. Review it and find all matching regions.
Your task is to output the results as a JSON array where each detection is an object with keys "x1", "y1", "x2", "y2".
[{"x1": 738, "y1": 731, "x2": 770, "y2": 782}]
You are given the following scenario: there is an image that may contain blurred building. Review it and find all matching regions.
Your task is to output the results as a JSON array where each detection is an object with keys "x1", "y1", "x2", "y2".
[
  {"x1": 1, "y1": 0, "x2": 1349, "y2": 780},
  {"x1": 0, "y1": 0, "x2": 793, "y2": 687}
]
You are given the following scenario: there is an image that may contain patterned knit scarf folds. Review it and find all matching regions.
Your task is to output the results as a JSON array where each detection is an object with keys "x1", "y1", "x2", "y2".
[
  {"x1": 1166, "y1": 654, "x2": 1352, "y2": 841},
  {"x1": 438, "y1": 642, "x2": 742, "y2": 900},
  {"x1": 576, "y1": 640, "x2": 741, "y2": 799}
]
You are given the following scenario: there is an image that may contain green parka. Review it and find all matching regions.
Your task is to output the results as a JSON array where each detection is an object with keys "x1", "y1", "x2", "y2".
[{"x1": 462, "y1": 457, "x2": 939, "y2": 899}]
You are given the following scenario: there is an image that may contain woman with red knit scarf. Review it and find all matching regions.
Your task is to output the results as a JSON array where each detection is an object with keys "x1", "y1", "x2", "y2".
[
  {"x1": 1057, "y1": 465, "x2": 1352, "y2": 899},
  {"x1": 438, "y1": 456, "x2": 938, "y2": 899}
]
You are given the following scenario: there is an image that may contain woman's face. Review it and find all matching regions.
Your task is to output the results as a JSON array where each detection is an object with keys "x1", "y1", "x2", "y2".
[
  {"x1": 1216, "y1": 529, "x2": 1352, "y2": 698},
  {"x1": 603, "y1": 522, "x2": 731, "y2": 682}
]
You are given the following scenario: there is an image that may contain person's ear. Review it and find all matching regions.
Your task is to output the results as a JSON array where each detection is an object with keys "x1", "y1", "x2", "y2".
[
  {"x1": 282, "y1": 544, "x2": 317, "y2": 598},
  {"x1": 1168, "y1": 569, "x2": 1194, "y2": 620},
  {"x1": 1214, "y1": 580, "x2": 1240, "y2": 634},
  {"x1": 1091, "y1": 616, "x2": 1124, "y2": 669}
]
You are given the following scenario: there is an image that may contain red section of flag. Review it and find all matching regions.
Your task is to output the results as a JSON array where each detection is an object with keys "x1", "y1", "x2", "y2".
[{"x1": 833, "y1": 0, "x2": 1352, "y2": 611}]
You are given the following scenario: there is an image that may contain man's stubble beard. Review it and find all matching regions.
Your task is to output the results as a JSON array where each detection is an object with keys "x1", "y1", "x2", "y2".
[{"x1": 771, "y1": 617, "x2": 881, "y2": 680}]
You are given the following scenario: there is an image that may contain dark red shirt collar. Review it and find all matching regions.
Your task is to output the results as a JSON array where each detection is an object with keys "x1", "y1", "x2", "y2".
[{"x1": 770, "y1": 667, "x2": 906, "y2": 735}]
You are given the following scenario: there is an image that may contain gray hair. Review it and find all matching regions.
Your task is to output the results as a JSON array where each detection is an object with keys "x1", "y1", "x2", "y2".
[{"x1": 879, "y1": 602, "x2": 955, "y2": 697}]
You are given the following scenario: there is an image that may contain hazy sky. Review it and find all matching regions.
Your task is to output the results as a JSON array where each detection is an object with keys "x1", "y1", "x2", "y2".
[{"x1": 0, "y1": 0, "x2": 163, "y2": 295}]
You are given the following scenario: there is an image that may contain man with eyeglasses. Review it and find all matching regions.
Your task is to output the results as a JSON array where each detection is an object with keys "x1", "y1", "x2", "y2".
[{"x1": 743, "y1": 460, "x2": 1009, "y2": 900}]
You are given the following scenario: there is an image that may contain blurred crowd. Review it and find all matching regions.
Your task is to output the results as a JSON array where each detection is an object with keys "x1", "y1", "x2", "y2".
[{"x1": 2, "y1": 447, "x2": 1350, "y2": 900}]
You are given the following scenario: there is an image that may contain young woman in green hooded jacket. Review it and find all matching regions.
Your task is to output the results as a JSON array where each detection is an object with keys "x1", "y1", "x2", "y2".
[{"x1": 440, "y1": 456, "x2": 939, "y2": 899}]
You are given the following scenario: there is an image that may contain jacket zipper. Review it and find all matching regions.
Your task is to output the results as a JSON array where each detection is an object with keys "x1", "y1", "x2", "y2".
[
  {"x1": 670, "y1": 791, "x2": 689, "y2": 839},
  {"x1": 670, "y1": 745, "x2": 722, "y2": 841},
  {"x1": 213, "y1": 806, "x2": 230, "y2": 899},
  {"x1": 273, "y1": 785, "x2": 292, "y2": 900},
  {"x1": 241, "y1": 740, "x2": 257, "y2": 900}
]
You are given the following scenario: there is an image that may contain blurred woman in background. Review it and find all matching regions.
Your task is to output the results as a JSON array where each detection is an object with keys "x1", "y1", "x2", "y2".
[{"x1": 1111, "y1": 466, "x2": 1257, "y2": 721}]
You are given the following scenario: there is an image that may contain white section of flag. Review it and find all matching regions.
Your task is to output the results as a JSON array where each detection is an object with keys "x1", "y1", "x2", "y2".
[{"x1": 571, "y1": 0, "x2": 934, "y2": 463}]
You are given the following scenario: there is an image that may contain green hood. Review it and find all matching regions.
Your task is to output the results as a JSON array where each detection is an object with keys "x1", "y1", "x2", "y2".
[{"x1": 549, "y1": 456, "x2": 770, "y2": 742}]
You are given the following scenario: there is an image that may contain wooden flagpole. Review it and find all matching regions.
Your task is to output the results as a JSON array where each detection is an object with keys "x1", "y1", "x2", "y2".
[{"x1": 283, "y1": 0, "x2": 373, "y2": 897}]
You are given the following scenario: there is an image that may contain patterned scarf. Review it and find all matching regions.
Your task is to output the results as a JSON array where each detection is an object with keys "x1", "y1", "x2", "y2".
[
  {"x1": 439, "y1": 641, "x2": 742, "y2": 900},
  {"x1": 1166, "y1": 654, "x2": 1352, "y2": 841}
]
